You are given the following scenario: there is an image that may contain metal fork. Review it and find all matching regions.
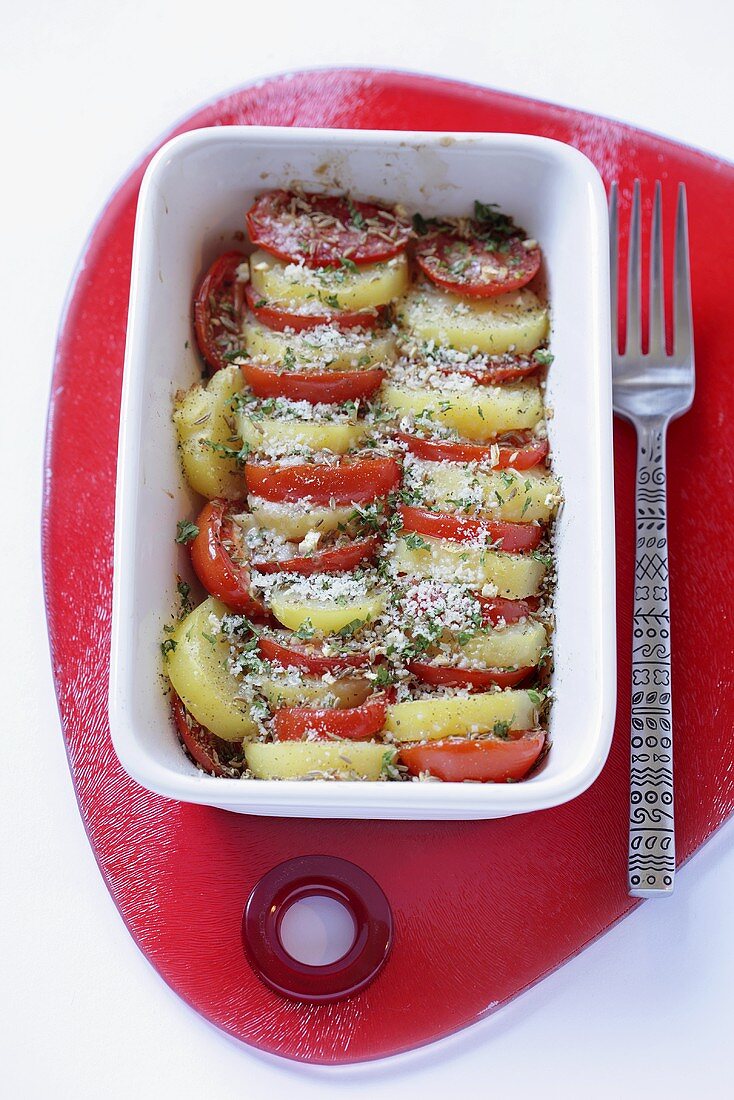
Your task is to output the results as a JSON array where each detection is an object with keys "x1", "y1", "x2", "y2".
[{"x1": 610, "y1": 181, "x2": 695, "y2": 898}]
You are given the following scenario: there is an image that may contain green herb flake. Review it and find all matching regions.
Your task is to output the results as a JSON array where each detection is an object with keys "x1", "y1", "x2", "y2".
[
  {"x1": 175, "y1": 519, "x2": 199, "y2": 544},
  {"x1": 533, "y1": 349, "x2": 554, "y2": 366}
]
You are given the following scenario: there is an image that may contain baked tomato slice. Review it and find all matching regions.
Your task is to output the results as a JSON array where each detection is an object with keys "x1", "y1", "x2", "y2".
[
  {"x1": 193, "y1": 251, "x2": 247, "y2": 372},
  {"x1": 435, "y1": 356, "x2": 538, "y2": 385},
  {"x1": 171, "y1": 693, "x2": 241, "y2": 777},
  {"x1": 399, "y1": 731, "x2": 546, "y2": 782},
  {"x1": 396, "y1": 432, "x2": 549, "y2": 470},
  {"x1": 244, "y1": 283, "x2": 383, "y2": 332},
  {"x1": 273, "y1": 693, "x2": 390, "y2": 742},
  {"x1": 398, "y1": 504, "x2": 542, "y2": 553},
  {"x1": 189, "y1": 499, "x2": 266, "y2": 617},
  {"x1": 258, "y1": 634, "x2": 370, "y2": 675},
  {"x1": 252, "y1": 536, "x2": 380, "y2": 576},
  {"x1": 242, "y1": 361, "x2": 385, "y2": 404},
  {"x1": 407, "y1": 661, "x2": 533, "y2": 690},
  {"x1": 246, "y1": 190, "x2": 411, "y2": 267},
  {"x1": 245, "y1": 457, "x2": 401, "y2": 505},
  {"x1": 415, "y1": 232, "x2": 541, "y2": 298},
  {"x1": 476, "y1": 595, "x2": 540, "y2": 625}
]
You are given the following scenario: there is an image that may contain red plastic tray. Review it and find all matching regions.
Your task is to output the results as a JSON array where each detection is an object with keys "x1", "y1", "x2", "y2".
[{"x1": 42, "y1": 69, "x2": 734, "y2": 1065}]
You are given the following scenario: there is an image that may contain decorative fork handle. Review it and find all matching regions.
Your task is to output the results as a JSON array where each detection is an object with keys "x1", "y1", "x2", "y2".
[{"x1": 628, "y1": 418, "x2": 675, "y2": 897}]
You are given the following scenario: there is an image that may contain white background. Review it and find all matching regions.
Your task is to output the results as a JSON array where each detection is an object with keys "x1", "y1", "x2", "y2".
[{"x1": 2, "y1": 1, "x2": 733, "y2": 1096}]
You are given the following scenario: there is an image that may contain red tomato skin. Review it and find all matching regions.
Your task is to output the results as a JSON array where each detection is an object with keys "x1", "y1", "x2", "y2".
[
  {"x1": 273, "y1": 694, "x2": 389, "y2": 742},
  {"x1": 398, "y1": 505, "x2": 542, "y2": 553},
  {"x1": 396, "y1": 432, "x2": 549, "y2": 471},
  {"x1": 246, "y1": 190, "x2": 411, "y2": 267},
  {"x1": 435, "y1": 359, "x2": 538, "y2": 384},
  {"x1": 171, "y1": 693, "x2": 230, "y2": 777},
  {"x1": 476, "y1": 595, "x2": 540, "y2": 626},
  {"x1": 242, "y1": 361, "x2": 385, "y2": 404},
  {"x1": 258, "y1": 635, "x2": 370, "y2": 675},
  {"x1": 407, "y1": 661, "x2": 534, "y2": 690},
  {"x1": 253, "y1": 536, "x2": 380, "y2": 576},
  {"x1": 244, "y1": 283, "x2": 382, "y2": 332},
  {"x1": 193, "y1": 251, "x2": 246, "y2": 372},
  {"x1": 189, "y1": 500, "x2": 265, "y2": 617},
  {"x1": 399, "y1": 731, "x2": 546, "y2": 782},
  {"x1": 416, "y1": 233, "x2": 541, "y2": 298},
  {"x1": 245, "y1": 457, "x2": 401, "y2": 505}
]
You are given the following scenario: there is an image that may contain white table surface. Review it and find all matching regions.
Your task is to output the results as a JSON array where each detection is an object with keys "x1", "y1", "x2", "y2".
[{"x1": 2, "y1": 1, "x2": 733, "y2": 1095}]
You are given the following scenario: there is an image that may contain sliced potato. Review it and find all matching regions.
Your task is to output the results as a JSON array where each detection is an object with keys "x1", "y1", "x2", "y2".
[
  {"x1": 238, "y1": 412, "x2": 368, "y2": 456},
  {"x1": 249, "y1": 249, "x2": 409, "y2": 312},
  {"x1": 259, "y1": 674, "x2": 372, "y2": 710},
  {"x1": 391, "y1": 534, "x2": 546, "y2": 597},
  {"x1": 400, "y1": 283, "x2": 548, "y2": 355},
  {"x1": 412, "y1": 461, "x2": 562, "y2": 522},
  {"x1": 247, "y1": 496, "x2": 356, "y2": 541},
  {"x1": 381, "y1": 381, "x2": 542, "y2": 440},
  {"x1": 453, "y1": 620, "x2": 547, "y2": 668},
  {"x1": 165, "y1": 598, "x2": 256, "y2": 742},
  {"x1": 243, "y1": 316, "x2": 397, "y2": 371},
  {"x1": 268, "y1": 591, "x2": 386, "y2": 635},
  {"x1": 173, "y1": 365, "x2": 245, "y2": 499},
  {"x1": 245, "y1": 740, "x2": 392, "y2": 780},
  {"x1": 385, "y1": 689, "x2": 537, "y2": 743}
]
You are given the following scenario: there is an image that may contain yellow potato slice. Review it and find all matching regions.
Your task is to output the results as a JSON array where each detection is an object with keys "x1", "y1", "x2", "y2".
[
  {"x1": 259, "y1": 674, "x2": 372, "y2": 710},
  {"x1": 391, "y1": 534, "x2": 546, "y2": 597},
  {"x1": 165, "y1": 598, "x2": 256, "y2": 742},
  {"x1": 247, "y1": 496, "x2": 357, "y2": 541},
  {"x1": 453, "y1": 620, "x2": 547, "y2": 668},
  {"x1": 173, "y1": 365, "x2": 245, "y2": 499},
  {"x1": 268, "y1": 591, "x2": 386, "y2": 635},
  {"x1": 238, "y1": 413, "x2": 368, "y2": 456},
  {"x1": 385, "y1": 689, "x2": 537, "y2": 743},
  {"x1": 400, "y1": 283, "x2": 548, "y2": 355},
  {"x1": 381, "y1": 381, "x2": 542, "y2": 440},
  {"x1": 245, "y1": 740, "x2": 393, "y2": 780},
  {"x1": 249, "y1": 249, "x2": 410, "y2": 311},
  {"x1": 243, "y1": 317, "x2": 397, "y2": 371},
  {"x1": 412, "y1": 461, "x2": 562, "y2": 522}
]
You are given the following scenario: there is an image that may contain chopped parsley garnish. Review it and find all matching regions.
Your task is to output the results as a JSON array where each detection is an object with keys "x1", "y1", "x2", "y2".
[
  {"x1": 175, "y1": 519, "x2": 199, "y2": 544},
  {"x1": 533, "y1": 349, "x2": 554, "y2": 366},
  {"x1": 203, "y1": 438, "x2": 250, "y2": 466},
  {"x1": 473, "y1": 201, "x2": 517, "y2": 243},
  {"x1": 339, "y1": 256, "x2": 358, "y2": 273},
  {"x1": 347, "y1": 197, "x2": 365, "y2": 229},
  {"x1": 337, "y1": 618, "x2": 366, "y2": 638},
  {"x1": 492, "y1": 719, "x2": 511, "y2": 740},
  {"x1": 160, "y1": 639, "x2": 177, "y2": 656},
  {"x1": 293, "y1": 619, "x2": 315, "y2": 642},
  {"x1": 403, "y1": 533, "x2": 430, "y2": 551}
]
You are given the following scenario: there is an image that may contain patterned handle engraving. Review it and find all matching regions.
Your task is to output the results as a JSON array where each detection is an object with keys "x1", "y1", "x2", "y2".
[{"x1": 629, "y1": 421, "x2": 675, "y2": 896}]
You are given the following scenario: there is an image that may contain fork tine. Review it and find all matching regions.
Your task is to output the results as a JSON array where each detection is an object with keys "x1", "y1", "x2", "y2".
[
  {"x1": 610, "y1": 182, "x2": 619, "y2": 359},
  {"x1": 625, "y1": 180, "x2": 642, "y2": 355},
  {"x1": 673, "y1": 183, "x2": 693, "y2": 362},
  {"x1": 648, "y1": 181, "x2": 665, "y2": 358}
]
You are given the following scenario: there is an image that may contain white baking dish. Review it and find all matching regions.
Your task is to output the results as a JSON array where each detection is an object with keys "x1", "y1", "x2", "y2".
[{"x1": 109, "y1": 125, "x2": 615, "y2": 819}]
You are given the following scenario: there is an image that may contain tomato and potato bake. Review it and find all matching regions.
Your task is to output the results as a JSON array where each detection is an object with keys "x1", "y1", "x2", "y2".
[{"x1": 164, "y1": 189, "x2": 560, "y2": 783}]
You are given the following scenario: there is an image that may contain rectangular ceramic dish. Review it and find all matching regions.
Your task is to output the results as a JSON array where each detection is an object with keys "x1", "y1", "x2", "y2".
[{"x1": 109, "y1": 125, "x2": 615, "y2": 819}]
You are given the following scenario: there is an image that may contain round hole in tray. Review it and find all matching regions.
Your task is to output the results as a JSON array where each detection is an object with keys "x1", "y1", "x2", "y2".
[
  {"x1": 278, "y1": 894, "x2": 357, "y2": 966},
  {"x1": 242, "y1": 855, "x2": 393, "y2": 1002}
]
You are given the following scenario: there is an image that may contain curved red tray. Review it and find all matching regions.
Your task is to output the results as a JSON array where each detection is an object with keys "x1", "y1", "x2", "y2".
[{"x1": 42, "y1": 69, "x2": 734, "y2": 1064}]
